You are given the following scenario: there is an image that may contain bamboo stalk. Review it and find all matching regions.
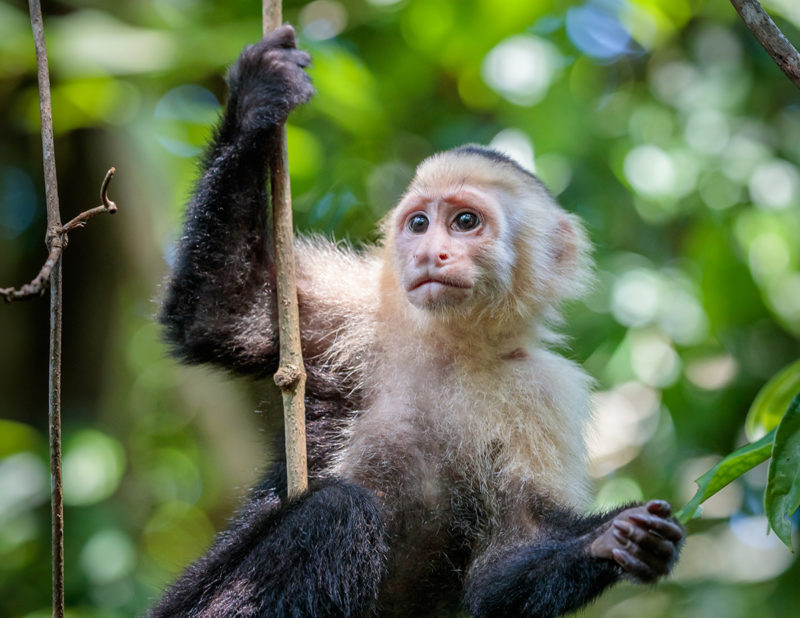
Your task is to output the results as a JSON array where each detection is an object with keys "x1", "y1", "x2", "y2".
[{"x1": 263, "y1": 1, "x2": 308, "y2": 498}]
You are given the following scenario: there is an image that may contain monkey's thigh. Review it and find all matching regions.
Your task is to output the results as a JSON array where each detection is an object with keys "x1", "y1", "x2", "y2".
[{"x1": 204, "y1": 479, "x2": 388, "y2": 617}]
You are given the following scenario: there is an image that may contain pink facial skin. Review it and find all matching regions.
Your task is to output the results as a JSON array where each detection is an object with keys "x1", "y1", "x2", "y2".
[{"x1": 394, "y1": 188, "x2": 501, "y2": 312}]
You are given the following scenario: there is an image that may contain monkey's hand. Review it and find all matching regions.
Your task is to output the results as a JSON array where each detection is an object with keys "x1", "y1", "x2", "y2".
[
  {"x1": 226, "y1": 24, "x2": 313, "y2": 136},
  {"x1": 589, "y1": 500, "x2": 684, "y2": 582}
]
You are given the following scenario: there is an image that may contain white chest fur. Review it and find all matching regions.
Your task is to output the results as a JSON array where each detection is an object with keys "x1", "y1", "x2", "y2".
[{"x1": 334, "y1": 346, "x2": 593, "y2": 510}]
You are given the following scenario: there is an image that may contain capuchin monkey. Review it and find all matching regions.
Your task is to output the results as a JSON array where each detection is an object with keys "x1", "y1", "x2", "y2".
[{"x1": 152, "y1": 25, "x2": 683, "y2": 618}]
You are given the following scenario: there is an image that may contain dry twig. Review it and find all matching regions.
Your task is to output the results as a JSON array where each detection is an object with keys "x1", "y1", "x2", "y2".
[
  {"x1": 0, "y1": 167, "x2": 118, "y2": 303},
  {"x1": 263, "y1": 0, "x2": 308, "y2": 498},
  {"x1": 3, "y1": 5, "x2": 118, "y2": 617},
  {"x1": 22, "y1": 2, "x2": 66, "y2": 617}
]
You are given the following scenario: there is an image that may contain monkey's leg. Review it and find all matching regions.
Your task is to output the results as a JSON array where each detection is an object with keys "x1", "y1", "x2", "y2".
[{"x1": 151, "y1": 479, "x2": 388, "y2": 618}]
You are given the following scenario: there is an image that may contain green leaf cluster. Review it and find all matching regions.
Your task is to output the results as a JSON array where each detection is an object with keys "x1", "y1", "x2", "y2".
[{"x1": 679, "y1": 373, "x2": 800, "y2": 551}]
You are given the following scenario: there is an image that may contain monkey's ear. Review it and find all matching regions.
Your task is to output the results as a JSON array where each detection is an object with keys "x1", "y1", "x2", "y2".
[
  {"x1": 548, "y1": 215, "x2": 591, "y2": 300},
  {"x1": 551, "y1": 217, "x2": 577, "y2": 267}
]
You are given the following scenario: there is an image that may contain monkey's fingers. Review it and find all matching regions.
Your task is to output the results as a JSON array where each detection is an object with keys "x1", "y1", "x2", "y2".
[
  {"x1": 646, "y1": 500, "x2": 672, "y2": 517},
  {"x1": 265, "y1": 24, "x2": 298, "y2": 49},
  {"x1": 290, "y1": 49, "x2": 312, "y2": 68},
  {"x1": 262, "y1": 48, "x2": 312, "y2": 71},
  {"x1": 613, "y1": 521, "x2": 675, "y2": 561},
  {"x1": 628, "y1": 513, "x2": 684, "y2": 543},
  {"x1": 611, "y1": 549, "x2": 657, "y2": 581},
  {"x1": 279, "y1": 48, "x2": 311, "y2": 69}
]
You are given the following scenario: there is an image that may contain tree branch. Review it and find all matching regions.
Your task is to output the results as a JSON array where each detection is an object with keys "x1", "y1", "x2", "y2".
[
  {"x1": 24, "y1": 2, "x2": 66, "y2": 617},
  {"x1": 730, "y1": 0, "x2": 800, "y2": 89},
  {"x1": 6, "y1": 7, "x2": 119, "y2": 616},
  {"x1": 263, "y1": 1, "x2": 308, "y2": 499},
  {"x1": 0, "y1": 168, "x2": 118, "y2": 303}
]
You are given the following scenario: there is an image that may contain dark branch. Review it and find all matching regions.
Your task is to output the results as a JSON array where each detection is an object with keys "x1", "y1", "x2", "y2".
[
  {"x1": 25, "y1": 2, "x2": 65, "y2": 617},
  {"x1": 61, "y1": 167, "x2": 118, "y2": 232},
  {"x1": 730, "y1": 0, "x2": 800, "y2": 89},
  {"x1": 0, "y1": 168, "x2": 118, "y2": 303}
]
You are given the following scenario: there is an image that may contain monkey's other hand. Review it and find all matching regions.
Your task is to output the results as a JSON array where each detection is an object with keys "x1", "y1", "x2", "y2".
[
  {"x1": 589, "y1": 500, "x2": 684, "y2": 582},
  {"x1": 226, "y1": 24, "x2": 314, "y2": 135}
]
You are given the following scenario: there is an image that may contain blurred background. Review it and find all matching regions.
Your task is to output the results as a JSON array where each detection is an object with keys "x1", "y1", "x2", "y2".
[{"x1": 1, "y1": 0, "x2": 799, "y2": 616}]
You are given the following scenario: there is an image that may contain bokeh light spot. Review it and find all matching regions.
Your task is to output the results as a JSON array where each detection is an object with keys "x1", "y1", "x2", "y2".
[
  {"x1": 685, "y1": 109, "x2": 729, "y2": 154},
  {"x1": 482, "y1": 35, "x2": 562, "y2": 105},
  {"x1": 594, "y1": 477, "x2": 644, "y2": 509},
  {"x1": 749, "y1": 159, "x2": 800, "y2": 210},
  {"x1": 489, "y1": 128, "x2": 535, "y2": 173},
  {"x1": 300, "y1": 1, "x2": 348, "y2": 41},
  {"x1": 748, "y1": 232, "x2": 790, "y2": 282},
  {"x1": 624, "y1": 145, "x2": 675, "y2": 197},
  {"x1": 63, "y1": 430, "x2": 126, "y2": 506},
  {"x1": 80, "y1": 529, "x2": 136, "y2": 584},
  {"x1": 768, "y1": 273, "x2": 800, "y2": 328},
  {"x1": 566, "y1": 1, "x2": 632, "y2": 61},
  {"x1": 0, "y1": 453, "x2": 48, "y2": 520},
  {"x1": 630, "y1": 330, "x2": 681, "y2": 388},
  {"x1": 534, "y1": 153, "x2": 573, "y2": 196},
  {"x1": 686, "y1": 355, "x2": 739, "y2": 390},
  {"x1": 589, "y1": 381, "x2": 661, "y2": 476},
  {"x1": 155, "y1": 85, "x2": 219, "y2": 157},
  {"x1": 611, "y1": 268, "x2": 662, "y2": 327}
]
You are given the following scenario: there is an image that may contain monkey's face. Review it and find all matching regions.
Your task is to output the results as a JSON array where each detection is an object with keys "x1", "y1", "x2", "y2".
[{"x1": 392, "y1": 186, "x2": 508, "y2": 313}]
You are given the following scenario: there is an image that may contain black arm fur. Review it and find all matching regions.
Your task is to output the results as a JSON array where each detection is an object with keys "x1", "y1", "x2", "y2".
[
  {"x1": 465, "y1": 508, "x2": 628, "y2": 618},
  {"x1": 159, "y1": 25, "x2": 312, "y2": 375}
]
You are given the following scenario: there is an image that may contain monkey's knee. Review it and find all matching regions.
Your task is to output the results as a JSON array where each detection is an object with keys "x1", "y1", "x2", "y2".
[
  {"x1": 283, "y1": 479, "x2": 388, "y2": 552},
  {"x1": 260, "y1": 479, "x2": 389, "y2": 616}
]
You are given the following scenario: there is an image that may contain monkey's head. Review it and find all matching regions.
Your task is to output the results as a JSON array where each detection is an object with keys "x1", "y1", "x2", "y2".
[{"x1": 386, "y1": 145, "x2": 591, "y2": 324}]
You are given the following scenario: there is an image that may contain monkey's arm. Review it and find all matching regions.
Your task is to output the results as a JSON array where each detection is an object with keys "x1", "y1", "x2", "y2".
[
  {"x1": 465, "y1": 501, "x2": 684, "y2": 618},
  {"x1": 159, "y1": 25, "x2": 313, "y2": 374}
]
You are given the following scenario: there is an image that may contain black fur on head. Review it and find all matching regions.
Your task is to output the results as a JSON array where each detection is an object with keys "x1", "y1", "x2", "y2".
[{"x1": 450, "y1": 144, "x2": 537, "y2": 180}]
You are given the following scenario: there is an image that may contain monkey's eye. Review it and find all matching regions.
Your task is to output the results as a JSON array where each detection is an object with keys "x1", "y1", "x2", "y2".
[
  {"x1": 452, "y1": 212, "x2": 480, "y2": 231},
  {"x1": 408, "y1": 214, "x2": 429, "y2": 234}
]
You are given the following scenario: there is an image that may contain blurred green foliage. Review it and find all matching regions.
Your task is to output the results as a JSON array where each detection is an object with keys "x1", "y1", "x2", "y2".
[
  {"x1": 765, "y1": 392, "x2": 800, "y2": 550},
  {"x1": 1, "y1": 0, "x2": 799, "y2": 616},
  {"x1": 746, "y1": 358, "x2": 800, "y2": 438}
]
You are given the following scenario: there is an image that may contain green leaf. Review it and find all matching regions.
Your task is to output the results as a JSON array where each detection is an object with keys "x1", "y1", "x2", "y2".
[
  {"x1": 765, "y1": 392, "x2": 800, "y2": 551},
  {"x1": 746, "y1": 359, "x2": 800, "y2": 440},
  {"x1": 676, "y1": 430, "x2": 775, "y2": 524}
]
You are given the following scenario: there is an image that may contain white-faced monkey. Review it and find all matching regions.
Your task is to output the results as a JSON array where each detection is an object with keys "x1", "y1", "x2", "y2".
[{"x1": 152, "y1": 25, "x2": 684, "y2": 618}]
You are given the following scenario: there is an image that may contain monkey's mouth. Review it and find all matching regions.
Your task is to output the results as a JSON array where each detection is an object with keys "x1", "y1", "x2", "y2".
[{"x1": 409, "y1": 277, "x2": 471, "y2": 292}]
